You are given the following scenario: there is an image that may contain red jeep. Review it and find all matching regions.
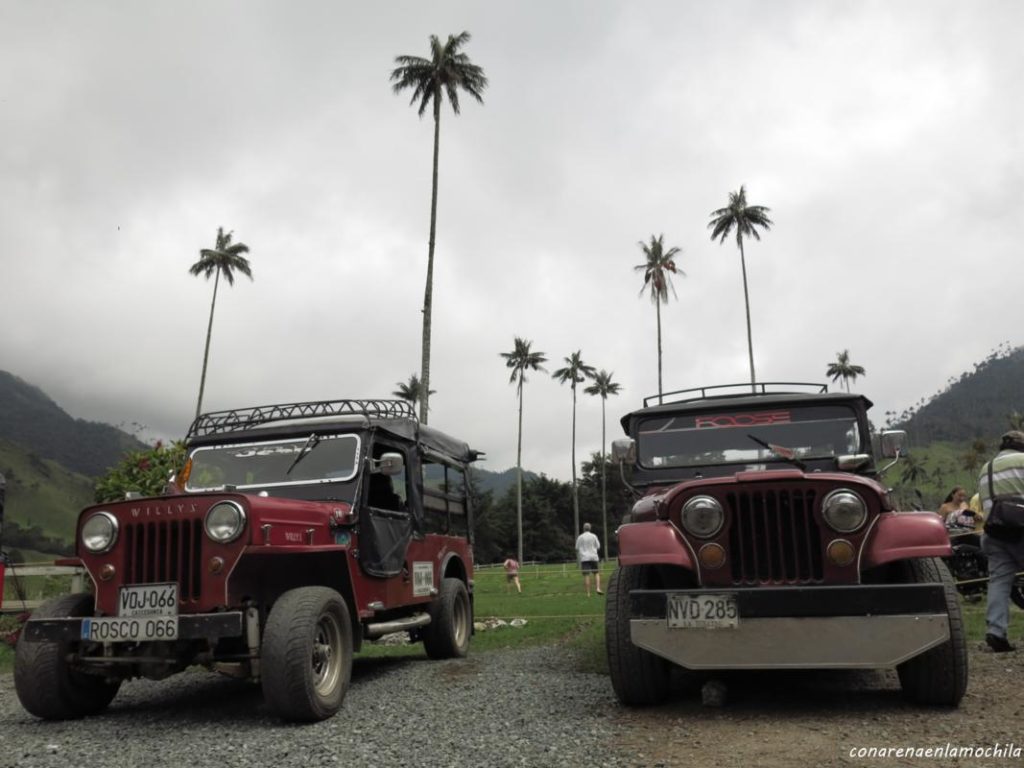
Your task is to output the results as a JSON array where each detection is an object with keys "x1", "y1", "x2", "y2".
[
  {"x1": 15, "y1": 399, "x2": 479, "y2": 721},
  {"x1": 606, "y1": 384, "x2": 967, "y2": 706}
]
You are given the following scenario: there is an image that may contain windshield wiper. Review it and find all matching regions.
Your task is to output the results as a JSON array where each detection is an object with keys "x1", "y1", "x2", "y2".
[
  {"x1": 285, "y1": 433, "x2": 320, "y2": 475},
  {"x1": 746, "y1": 434, "x2": 808, "y2": 471}
]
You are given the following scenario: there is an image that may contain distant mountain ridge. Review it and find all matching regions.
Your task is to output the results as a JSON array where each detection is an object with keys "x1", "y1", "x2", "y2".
[
  {"x1": 893, "y1": 343, "x2": 1024, "y2": 443},
  {"x1": 0, "y1": 370, "x2": 146, "y2": 477}
]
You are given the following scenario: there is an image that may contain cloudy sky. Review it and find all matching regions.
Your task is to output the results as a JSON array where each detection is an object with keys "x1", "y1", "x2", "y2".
[{"x1": 1, "y1": 1, "x2": 1020, "y2": 480}]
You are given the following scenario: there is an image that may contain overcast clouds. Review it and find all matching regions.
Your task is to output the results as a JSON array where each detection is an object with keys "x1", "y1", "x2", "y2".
[{"x1": 1, "y1": 1, "x2": 1021, "y2": 480}]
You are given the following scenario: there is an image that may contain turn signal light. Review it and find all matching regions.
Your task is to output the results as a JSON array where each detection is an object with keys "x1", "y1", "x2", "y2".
[
  {"x1": 99, "y1": 564, "x2": 116, "y2": 581},
  {"x1": 208, "y1": 556, "x2": 225, "y2": 574},
  {"x1": 698, "y1": 543, "x2": 727, "y2": 570},
  {"x1": 827, "y1": 539, "x2": 856, "y2": 567}
]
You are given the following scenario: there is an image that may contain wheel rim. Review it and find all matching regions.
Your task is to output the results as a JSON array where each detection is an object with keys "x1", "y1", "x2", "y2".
[{"x1": 311, "y1": 612, "x2": 343, "y2": 696}]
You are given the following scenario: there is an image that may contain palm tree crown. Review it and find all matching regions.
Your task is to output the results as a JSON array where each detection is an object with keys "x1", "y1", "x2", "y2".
[
  {"x1": 189, "y1": 227, "x2": 252, "y2": 418},
  {"x1": 392, "y1": 374, "x2": 435, "y2": 409},
  {"x1": 826, "y1": 350, "x2": 866, "y2": 392},
  {"x1": 708, "y1": 186, "x2": 772, "y2": 388},
  {"x1": 635, "y1": 234, "x2": 683, "y2": 402},
  {"x1": 390, "y1": 32, "x2": 487, "y2": 424},
  {"x1": 501, "y1": 337, "x2": 547, "y2": 564},
  {"x1": 585, "y1": 370, "x2": 622, "y2": 558},
  {"x1": 553, "y1": 351, "x2": 597, "y2": 538}
]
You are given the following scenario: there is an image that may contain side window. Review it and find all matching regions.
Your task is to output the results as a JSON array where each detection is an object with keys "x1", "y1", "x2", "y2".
[
  {"x1": 422, "y1": 458, "x2": 468, "y2": 536},
  {"x1": 367, "y1": 444, "x2": 407, "y2": 512}
]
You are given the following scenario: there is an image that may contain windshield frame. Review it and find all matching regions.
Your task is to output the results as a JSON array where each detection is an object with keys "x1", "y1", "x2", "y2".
[{"x1": 185, "y1": 433, "x2": 362, "y2": 492}]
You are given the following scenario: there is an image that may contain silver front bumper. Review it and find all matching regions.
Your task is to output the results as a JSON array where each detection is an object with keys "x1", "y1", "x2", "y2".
[{"x1": 631, "y1": 613, "x2": 950, "y2": 669}]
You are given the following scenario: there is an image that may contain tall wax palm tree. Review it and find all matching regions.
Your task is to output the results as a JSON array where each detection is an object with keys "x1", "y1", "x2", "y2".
[
  {"x1": 189, "y1": 227, "x2": 252, "y2": 418},
  {"x1": 708, "y1": 186, "x2": 773, "y2": 388},
  {"x1": 392, "y1": 374, "x2": 435, "y2": 411},
  {"x1": 584, "y1": 370, "x2": 622, "y2": 559},
  {"x1": 552, "y1": 351, "x2": 597, "y2": 539},
  {"x1": 826, "y1": 350, "x2": 866, "y2": 392},
  {"x1": 500, "y1": 337, "x2": 547, "y2": 565},
  {"x1": 391, "y1": 32, "x2": 488, "y2": 425},
  {"x1": 634, "y1": 235, "x2": 683, "y2": 403}
]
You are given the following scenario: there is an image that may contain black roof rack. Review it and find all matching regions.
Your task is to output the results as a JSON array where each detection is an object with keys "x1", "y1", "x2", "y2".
[
  {"x1": 187, "y1": 399, "x2": 417, "y2": 438},
  {"x1": 642, "y1": 382, "x2": 829, "y2": 408}
]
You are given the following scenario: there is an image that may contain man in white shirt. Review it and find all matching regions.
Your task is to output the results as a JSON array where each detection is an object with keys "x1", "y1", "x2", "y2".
[{"x1": 575, "y1": 523, "x2": 602, "y2": 596}]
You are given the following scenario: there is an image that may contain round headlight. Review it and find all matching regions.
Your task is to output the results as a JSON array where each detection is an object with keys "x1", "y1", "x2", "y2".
[
  {"x1": 822, "y1": 489, "x2": 868, "y2": 533},
  {"x1": 681, "y1": 495, "x2": 725, "y2": 538},
  {"x1": 82, "y1": 512, "x2": 118, "y2": 554},
  {"x1": 205, "y1": 501, "x2": 247, "y2": 543}
]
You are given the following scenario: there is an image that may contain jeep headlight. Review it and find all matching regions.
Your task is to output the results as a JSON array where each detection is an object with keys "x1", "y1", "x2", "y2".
[
  {"x1": 681, "y1": 495, "x2": 725, "y2": 538},
  {"x1": 822, "y1": 489, "x2": 867, "y2": 533},
  {"x1": 81, "y1": 512, "x2": 118, "y2": 554},
  {"x1": 204, "y1": 501, "x2": 247, "y2": 543}
]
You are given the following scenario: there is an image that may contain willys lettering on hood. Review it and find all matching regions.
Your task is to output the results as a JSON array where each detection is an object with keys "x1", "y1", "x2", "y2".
[{"x1": 130, "y1": 503, "x2": 199, "y2": 518}]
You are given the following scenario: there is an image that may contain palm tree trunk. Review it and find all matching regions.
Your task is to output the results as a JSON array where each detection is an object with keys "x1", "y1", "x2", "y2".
[
  {"x1": 571, "y1": 385, "x2": 579, "y2": 539},
  {"x1": 656, "y1": 299, "x2": 663, "y2": 404},
  {"x1": 195, "y1": 267, "x2": 221, "y2": 418},
  {"x1": 600, "y1": 397, "x2": 607, "y2": 562},
  {"x1": 516, "y1": 379, "x2": 524, "y2": 565},
  {"x1": 420, "y1": 98, "x2": 441, "y2": 425},
  {"x1": 738, "y1": 239, "x2": 756, "y2": 391}
]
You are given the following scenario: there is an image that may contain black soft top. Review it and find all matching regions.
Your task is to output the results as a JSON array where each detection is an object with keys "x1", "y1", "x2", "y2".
[{"x1": 186, "y1": 399, "x2": 480, "y2": 465}]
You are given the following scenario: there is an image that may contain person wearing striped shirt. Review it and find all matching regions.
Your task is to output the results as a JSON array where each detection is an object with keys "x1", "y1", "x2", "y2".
[{"x1": 977, "y1": 430, "x2": 1024, "y2": 652}]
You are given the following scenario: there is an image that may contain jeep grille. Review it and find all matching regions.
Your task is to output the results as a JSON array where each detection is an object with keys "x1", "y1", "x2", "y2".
[
  {"x1": 124, "y1": 519, "x2": 203, "y2": 602},
  {"x1": 725, "y1": 489, "x2": 823, "y2": 584}
]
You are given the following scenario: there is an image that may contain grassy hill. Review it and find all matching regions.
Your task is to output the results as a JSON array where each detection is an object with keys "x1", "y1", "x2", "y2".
[
  {"x1": 0, "y1": 370, "x2": 145, "y2": 477},
  {"x1": 0, "y1": 438, "x2": 93, "y2": 545}
]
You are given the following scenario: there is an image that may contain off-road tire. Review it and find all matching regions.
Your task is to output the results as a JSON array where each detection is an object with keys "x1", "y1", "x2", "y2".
[
  {"x1": 14, "y1": 593, "x2": 121, "y2": 719},
  {"x1": 261, "y1": 587, "x2": 353, "y2": 722},
  {"x1": 896, "y1": 558, "x2": 968, "y2": 706},
  {"x1": 606, "y1": 566, "x2": 670, "y2": 706},
  {"x1": 423, "y1": 577, "x2": 471, "y2": 659}
]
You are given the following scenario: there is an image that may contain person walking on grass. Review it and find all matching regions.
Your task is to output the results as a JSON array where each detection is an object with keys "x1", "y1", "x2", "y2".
[
  {"x1": 575, "y1": 523, "x2": 602, "y2": 596},
  {"x1": 503, "y1": 554, "x2": 522, "y2": 594}
]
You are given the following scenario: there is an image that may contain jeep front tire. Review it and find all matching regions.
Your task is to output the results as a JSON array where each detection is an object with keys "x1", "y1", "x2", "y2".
[
  {"x1": 606, "y1": 566, "x2": 670, "y2": 706},
  {"x1": 14, "y1": 593, "x2": 121, "y2": 719},
  {"x1": 896, "y1": 557, "x2": 968, "y2": 706},
  {"x1": 261, "y1": 587, "x2": 353, "y2": 722}
]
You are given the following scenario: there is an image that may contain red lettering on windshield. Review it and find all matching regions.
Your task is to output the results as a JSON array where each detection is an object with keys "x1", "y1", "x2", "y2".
[{"x1": 695, "y1": 411, "x2": 792, "y2": 429}]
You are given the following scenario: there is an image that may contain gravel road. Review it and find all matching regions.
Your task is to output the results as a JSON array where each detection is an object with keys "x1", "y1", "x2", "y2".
[{"x1": 1, "y1": 641, "x2": 1022, "y2": 768}]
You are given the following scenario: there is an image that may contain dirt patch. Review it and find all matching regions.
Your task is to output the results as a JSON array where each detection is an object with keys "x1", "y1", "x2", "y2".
[{"x1": 608, "y1": 641, "x2": 1024, "y2": 767}]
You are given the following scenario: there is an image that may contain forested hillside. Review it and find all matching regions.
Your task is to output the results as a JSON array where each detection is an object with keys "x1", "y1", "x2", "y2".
[
  {"x1": 0, "y1": 370, "x2": 145, "y2": 476},
  {"x1": 888, "y1": 343, "x2": 1024, "y2": 443}
]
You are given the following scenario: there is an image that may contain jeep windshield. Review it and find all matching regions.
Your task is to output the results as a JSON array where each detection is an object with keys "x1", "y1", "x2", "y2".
[
  {"x1": 638, "y1": 404, "x2": 862, "y2": 470},
  {"x1": 185, "y1": 434, "x2": 361, "y2": 491}
]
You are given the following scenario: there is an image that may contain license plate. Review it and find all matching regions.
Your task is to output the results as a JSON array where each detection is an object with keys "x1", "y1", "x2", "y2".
[
  {"x1": 118, "y1": 583, "x2": 178, "y2": 618},
  {"x1": 81, "y1": 616, "x2": 179, "y2": 642},
  {"x1": 667, "y1": 593, "x2": 739, "y2": 629}
]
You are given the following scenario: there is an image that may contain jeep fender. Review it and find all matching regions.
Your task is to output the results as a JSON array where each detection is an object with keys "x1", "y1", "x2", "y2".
[
  {"x1": 861, "y1": 511, "x2": 952, "y2": 570},
  {"x1": 616, "y1": 521, "x2": 696, "y2": 571}
]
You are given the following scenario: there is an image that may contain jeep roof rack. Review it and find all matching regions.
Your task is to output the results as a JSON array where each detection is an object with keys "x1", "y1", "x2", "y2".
[
  {"x1": 642, "y1": 382, "x2": 829, "y2": 408},
  {"x1": 187, "y1": 399, "x2": 418, "y2": 438}
]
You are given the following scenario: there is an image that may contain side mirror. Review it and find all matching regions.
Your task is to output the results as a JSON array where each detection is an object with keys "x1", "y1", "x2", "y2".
[
  {"x1": 611, "y1": 438, "x2": 637, "y2": 465},
  {"x1": 376, "y1": 452, "x2": 405, "y2": 476},
  {"x1": 880, "y1": 430, "x2": 907, "y2": 459}
]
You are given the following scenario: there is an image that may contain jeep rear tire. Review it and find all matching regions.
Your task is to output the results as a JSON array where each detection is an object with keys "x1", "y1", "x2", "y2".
[
  {"x1": 423, "y1": 577, "x2": 471, "y2": 659},
  {"x1": 1011, "y1": 575, "x2": 1024, "y2": 610},
  {"x1": 261, "y1": 587, "x2": 353, "y2": 722},
  {"x1": 606, "y1": 566, "x2": 670, "y2": 706},
  {"x1": 14, "y1": 593, "x2": 121, "y2": 719},
  {"x1": 896, "y1": 557, "x2": 968, "y2": 706}
]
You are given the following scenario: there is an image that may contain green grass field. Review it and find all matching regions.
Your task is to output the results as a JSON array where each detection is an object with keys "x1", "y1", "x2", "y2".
[{"x1": 3, "y1": 562, "x2": 1022, "y2": 676}]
